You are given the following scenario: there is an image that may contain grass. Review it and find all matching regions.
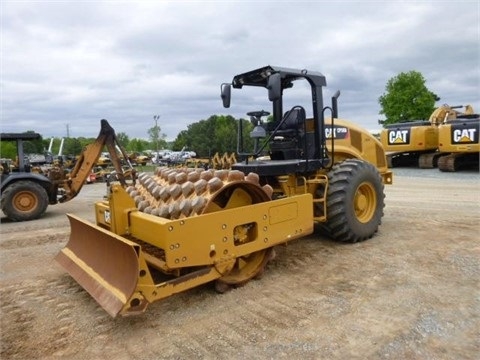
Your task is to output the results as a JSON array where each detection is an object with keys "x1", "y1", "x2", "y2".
[{"x1": 133, "y1": 164, "x2": 157, "y2": 173}]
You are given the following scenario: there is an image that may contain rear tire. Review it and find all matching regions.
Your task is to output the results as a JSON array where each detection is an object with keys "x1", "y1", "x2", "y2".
[
  {"x1": 324, "y1": 159, "x2": 385, "y2": 243},
  {"x1": 1, "y1": 181, "x2": 49, "y2": 221}
]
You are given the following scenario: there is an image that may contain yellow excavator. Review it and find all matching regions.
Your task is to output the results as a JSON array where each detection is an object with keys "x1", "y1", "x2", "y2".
[
  {"x1": 380, "y1": 104, "x2": 476, "y2": 168},
  {"x1": 56, "y1": 65, "x2": 392, "y2": 317},
  {"x1": 437, "y1": 114, "x2": 479, "y2": 171},
  {"x1": 0, "y1": 120, "x2": 133, "y2": 221}
]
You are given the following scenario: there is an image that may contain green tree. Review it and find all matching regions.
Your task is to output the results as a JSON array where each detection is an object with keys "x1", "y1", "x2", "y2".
[
  {"x1": 378, "y1": 71, "x2": 440, "y2": 126},
  {"x1": 22, "y1": 141, "x2": 38, "y2": 154},
  {"x1": 116, "y1": 132, "x2": 130, "y2": 149},
  {"x1": 0, "y1": 131, "x2": 43, "y2": 161},
  {"x1": 148, "y1": 123, "x2": 167, "y2": 153},
  {"x1": 214, "y1": 115, "x2": 238, "y2": 154},
  {"x1": 180, "y1": 117, "x2": 218, "y2": 155},
  {"x1": 129, "y1": 138, "x2": 150, "y2": 152},
  {"x1": 0, "y1": 142, "x2": 17, "y2": 160},
  {"x1": 42, "y1": 138, "x2": 52, "y2": 153},
  {"x1": 172, "y1": 130, "x2": 189, "y2": 151},
  {"x1": 22, "y1": 131, "x2": 44, "y2": 153},
  {"x1": 171, "y1": 115, "x2": 253, "y2": 157},
  {"x1": 63, "y1": 137, "x2": 83, "y2": 156},
  {"x1": 42, "y1": 137, "x2": 71, "y2": 155}
]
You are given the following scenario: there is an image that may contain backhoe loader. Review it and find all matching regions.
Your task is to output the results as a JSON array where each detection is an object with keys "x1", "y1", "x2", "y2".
[
  {"x1": 0, "y1": 120, "x2": 133, "y2": 221},
  {"x1": 56, "y1": 65, "x2": 392, "y2": 317}
]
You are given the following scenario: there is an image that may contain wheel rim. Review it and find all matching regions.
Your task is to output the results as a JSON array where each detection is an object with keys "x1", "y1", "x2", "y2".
[
  {"x1": 13, "y1": 190, "x2": 38, "y2": 213},
  {"x1": 353, "y1": 181, "x2": 377, "y2": 223},
  {"x1": 203, "y1": 182, "x2": 271, "y2": 285}
]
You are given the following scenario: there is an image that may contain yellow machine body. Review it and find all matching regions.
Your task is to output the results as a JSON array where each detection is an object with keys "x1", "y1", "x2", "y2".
[
  {"x1": 438, "y1": 120, "x2": 479, "y2": 152},
  {"x1": 56, "y1": 181, "x2": 313, "y2": 317},
  {"x1": 380, "y1": 124, "x2": 439, "y2": 152},
  {"x1": 326, "y1": 118, "x2": 392, "y2": 184},
  {"x1": 56, "y1": 117, "x2": 392, "y2": 317},
  {"x1": 379, "y1": 104, "x2": 475, "y2": 168},
  {"x1": 56, "y1": 66, "x2": 393, "y2": 317},
  {"x1": 436, "y1": 117, "x2": 479, "y2": 171}
]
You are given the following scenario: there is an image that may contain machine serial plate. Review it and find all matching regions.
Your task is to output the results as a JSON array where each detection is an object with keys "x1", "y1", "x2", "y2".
[{"x1": 104, "y1": 210, "x2": 111, "y2": 224}]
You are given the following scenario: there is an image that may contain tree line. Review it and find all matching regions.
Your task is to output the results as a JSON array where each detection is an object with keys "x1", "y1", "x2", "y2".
[
  {"x1": 1, "y1": 70, "x2": 441, "y2": 160},
  {"x1": 0, "y1": 115, "x2": 255, "y2": 160}
]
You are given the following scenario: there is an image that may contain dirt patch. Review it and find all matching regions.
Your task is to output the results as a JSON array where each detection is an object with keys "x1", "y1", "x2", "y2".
[{"x1": 1, "y1": 171, "x2": 479, "y2": 359}]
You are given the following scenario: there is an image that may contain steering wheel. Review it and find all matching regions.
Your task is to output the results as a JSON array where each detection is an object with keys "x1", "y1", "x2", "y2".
[{"x1": 247, "y1": 110, "x2": 270, "y2": 118}]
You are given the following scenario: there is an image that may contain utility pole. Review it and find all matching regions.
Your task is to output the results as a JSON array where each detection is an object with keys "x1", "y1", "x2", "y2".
[{"x1": 153, "y1": 115, "x2": 161, "y2": 163}]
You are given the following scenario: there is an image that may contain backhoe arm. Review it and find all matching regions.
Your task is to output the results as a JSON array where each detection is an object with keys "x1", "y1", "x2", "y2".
[{"x1": 57, "y1": 119, "x2": 133, "y2": 203}]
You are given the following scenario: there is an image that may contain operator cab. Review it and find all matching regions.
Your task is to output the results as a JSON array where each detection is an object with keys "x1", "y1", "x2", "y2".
[
  {"x1": 0, "y1": 132, "x2": 40, "y2": 173},
  {"x1": 221, "y1": 65, "x2": 340, "y2": 176}
]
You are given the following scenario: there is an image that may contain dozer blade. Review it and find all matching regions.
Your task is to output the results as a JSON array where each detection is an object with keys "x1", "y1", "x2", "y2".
[{"x1": 55, "y1": 214, "x2": 140, "y2": 317}]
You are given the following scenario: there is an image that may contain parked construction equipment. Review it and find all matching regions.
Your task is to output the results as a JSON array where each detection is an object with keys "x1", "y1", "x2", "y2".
[
  {"x1": 56, "y1": 65, "x2": 392, "y2": 317},
  {"x1": 0, "y1": 120, "x2": 133, "y2": 221},
  {"x1": 437, "y1": 115, "x2": 479, "y2": 171},
  {"x1": 380, "y1": 104, "x2": 476, "y2": 168}
]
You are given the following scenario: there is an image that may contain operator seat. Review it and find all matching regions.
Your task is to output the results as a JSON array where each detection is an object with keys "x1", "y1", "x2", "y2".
[
  {"x1": 269, "y1": 107, "x2": 306, "y2": 160},
  {"x1": 275, "y1": 108, "x2": 305, "y2": 137}
]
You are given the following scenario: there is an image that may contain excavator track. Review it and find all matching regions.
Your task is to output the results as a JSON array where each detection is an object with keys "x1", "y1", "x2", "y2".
[
  {"x1": 437, "y1": 154, "x2": 456, "y2": 172},
  {"x1": 418, "y1": 152, "x2": 442, "y2": 168},
  {"x1": 437, "y1": 153, "x2": 479, "y2": 172}
]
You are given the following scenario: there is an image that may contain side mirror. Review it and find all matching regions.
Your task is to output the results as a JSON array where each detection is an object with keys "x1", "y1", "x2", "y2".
[
  {"x1": 267, "y1": 73, "x2": 281, "y2": 101},
  {"x1": 332, "y1": 90, "x2": 341, "y2": 118},
  {"x1": 221, "y1": 83, "x2": 231, "y2": 108}
]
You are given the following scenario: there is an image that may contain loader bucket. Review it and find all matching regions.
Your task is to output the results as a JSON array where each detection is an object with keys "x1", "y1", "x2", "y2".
[{"x1": 55, "y1": 214, "x2": 140, "y2": 317}]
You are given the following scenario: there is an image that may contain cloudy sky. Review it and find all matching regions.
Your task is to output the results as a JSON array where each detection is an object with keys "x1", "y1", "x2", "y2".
[{"x1": 2, "y1": 1, "x2": 479, "y2": 141}]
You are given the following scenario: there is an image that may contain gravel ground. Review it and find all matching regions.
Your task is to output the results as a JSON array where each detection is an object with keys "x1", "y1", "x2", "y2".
[{"x1": 0, "y1": 168, "x2": 479, "y2": 360}]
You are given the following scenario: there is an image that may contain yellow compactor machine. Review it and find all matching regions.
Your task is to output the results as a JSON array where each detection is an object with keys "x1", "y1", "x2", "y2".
[{"x1": 56, "y1": 66, "x2": 392, "y2": 317}]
